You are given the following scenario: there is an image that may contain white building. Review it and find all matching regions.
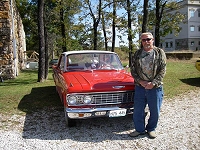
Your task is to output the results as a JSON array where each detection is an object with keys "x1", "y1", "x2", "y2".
[{"x1": 160, "y1": 0, "x2": 200, "y2": 51}]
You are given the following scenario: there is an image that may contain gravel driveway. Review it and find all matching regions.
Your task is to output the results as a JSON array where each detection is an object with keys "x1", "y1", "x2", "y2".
[{"x1": 0, "y1": 90, "x2": 200, "y2": 150}]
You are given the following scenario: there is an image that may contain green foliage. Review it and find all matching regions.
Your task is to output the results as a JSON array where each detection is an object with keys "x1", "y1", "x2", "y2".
[
  {"x1": 146, "y1": 0, "x2": 186, "y2": 38},
  {"x1": 115, "y1": 48, "x2": 129, "y2": 60},
  {"x1": 16, "y1": 0, "x2": 187, "y2": 55},
  {"x1": 45, "y1": 0, "x2": 84, "y2": 53},
  {"x1": 16, "y1": 0, "x2": 39, "y2": 51}
]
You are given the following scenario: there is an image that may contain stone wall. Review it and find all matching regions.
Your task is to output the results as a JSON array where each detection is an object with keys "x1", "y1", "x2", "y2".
[{"x1": 0, "y1": 0, "x2": 26, "y2": 79}]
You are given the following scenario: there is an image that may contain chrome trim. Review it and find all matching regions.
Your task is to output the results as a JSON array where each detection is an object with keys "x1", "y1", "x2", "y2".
[
  {"x1": 67, "y1": 91, "x2": 134, "y2": 106},
  {"x1": 112, "y1": 86, "x2": 125, "y2": 89},
  {"x1": 65, "y1": 107, "x2": 133, "y2": 119},
  {"x1": 67, "y1": 107, "x2": 121, "y2": 112}
]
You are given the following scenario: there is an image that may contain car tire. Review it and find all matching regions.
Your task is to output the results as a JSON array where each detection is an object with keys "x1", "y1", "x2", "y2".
[{"x1": 64, "y1": 109, "x2": 76, "y2": 127}]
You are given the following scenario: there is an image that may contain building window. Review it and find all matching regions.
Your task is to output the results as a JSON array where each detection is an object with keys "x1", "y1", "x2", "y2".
[
  {"x1": 198, "y1": 9, "x2": 200, "y2": 17},
  {"x1": 191, "y1": 41, "x2": 194, "y2": 46},
  {"x1": 190, "y1": 26, "x2": 195, "y2": 32},
  {"x1": 199, "y1": 41, "x2": 200, "y2": 45},
  {"x1": 170, "y1": 42, "x2": 173, "y2": 48},
  {"x1": 190, "y1": 9, "x2": 195, "y2": 17},
  {"x1": 199, "y1": 26, "x2": 200, "y2": 31},
  {"x1": 165, "y1": 42, "x2": 168, "y2": 48}
]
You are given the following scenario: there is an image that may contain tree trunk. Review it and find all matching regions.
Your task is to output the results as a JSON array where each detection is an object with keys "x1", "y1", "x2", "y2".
[
  {"x1": 60, "y1": 1, "x2": 67, "y2": 52},
  {"x1": 101, "y1": 12, "x2": 108, "y2": 51},
  {"x1": 155, "y1": 0, "x2": 160, "y2": 47},
  {"x1": 44, "y1": 25, "x2": 49, "y2": 79},
  {"x1": 93, "y1": 21, "x2": 98, "y2": 50},
  {"x1": 142, "y1": 0, "x2": 148, "y2": 33},
  {"x1": 127, "y1": 0, "x2": 132, "y2": 66},
  {"x1": 37, "y1": 0, "x2": 45, "y2": 82},
  {"x1": 44, "y1": 3, "x2": 49, "y2": 79},
  {"x1": 155, "y1": 0, "x2": 167, "y2": 47},
  {"x1": 88, "y1": 0, "x2": 102, "y2": 50},
  {"x1": 111, "y1": 0, "x2": 116, "y2": 52}
]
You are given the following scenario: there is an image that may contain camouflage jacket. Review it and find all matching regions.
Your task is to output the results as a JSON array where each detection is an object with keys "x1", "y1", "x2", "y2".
[{"x1": 130, "y1": 46, "x2": 167, "y2": 88}]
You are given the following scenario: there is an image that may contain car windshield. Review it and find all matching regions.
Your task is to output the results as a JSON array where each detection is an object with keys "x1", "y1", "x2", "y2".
[{"x1": 65, "y1": 53, "x2": 124, "y2": 71}]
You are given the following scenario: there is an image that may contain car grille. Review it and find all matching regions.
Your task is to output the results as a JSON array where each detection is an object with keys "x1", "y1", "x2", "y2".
[
  {"x1": 91, "y1": 91, "x2": 134, "y2": 105},
  {"x1": 67, "y1": 91, "x2": 134, "y2": 106}
]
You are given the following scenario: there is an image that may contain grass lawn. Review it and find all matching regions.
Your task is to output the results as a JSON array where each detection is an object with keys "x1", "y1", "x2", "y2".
[
  {"x1": 0, "y1": 70, "x2": 62, "y2": 115},
  {"x1": 0, "y1": 59, "x2": 199, "y2": 115},
  {"x1": 163, "y1": 59, "x2": 200, "y2": 98}
]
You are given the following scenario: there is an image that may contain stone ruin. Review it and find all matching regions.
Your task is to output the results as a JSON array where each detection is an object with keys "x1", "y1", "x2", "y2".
[{"x1": 0, "y1": 0, "x2": 26, "y2": 80}]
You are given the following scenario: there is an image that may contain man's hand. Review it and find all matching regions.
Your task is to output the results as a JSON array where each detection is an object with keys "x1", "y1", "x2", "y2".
[
  {"x1": 139, "y1": 80, "x2": 148, "y2": 87},
  {"x1": 145, "y1": 82, "x2": 154, "y2": 89},
  {"x1": 139, "y1": 80, "x2": 154, "y2": 89}
]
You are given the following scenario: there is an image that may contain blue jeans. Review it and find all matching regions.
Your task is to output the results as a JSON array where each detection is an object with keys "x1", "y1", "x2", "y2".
[{"x1": 133, "y1": 85, "x2": 164, "y2": 133}]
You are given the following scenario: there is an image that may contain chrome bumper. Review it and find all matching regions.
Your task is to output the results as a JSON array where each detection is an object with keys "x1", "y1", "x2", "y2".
[{"x1": 66, "y1": 107, "x2": 133, "y2": 119}]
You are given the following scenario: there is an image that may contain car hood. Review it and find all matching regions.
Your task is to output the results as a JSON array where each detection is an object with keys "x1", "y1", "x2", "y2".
[{"x1": 63, "y1": 71, "x2": 134, "y2": 92}]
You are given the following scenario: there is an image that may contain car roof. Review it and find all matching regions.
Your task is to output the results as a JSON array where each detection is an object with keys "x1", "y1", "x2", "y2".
[{"x1": 62, "y1": 50, "x2": 117, "y2": 56}]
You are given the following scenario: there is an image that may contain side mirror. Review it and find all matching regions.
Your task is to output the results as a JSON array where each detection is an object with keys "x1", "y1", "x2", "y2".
[{"x1": 125, "y1": 65, "x2": 129, "y2": 73}]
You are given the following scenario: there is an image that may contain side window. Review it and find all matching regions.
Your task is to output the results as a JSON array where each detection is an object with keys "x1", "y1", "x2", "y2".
[{"x1": 60, "y1": 55, "x2": 65, "y2": 71}]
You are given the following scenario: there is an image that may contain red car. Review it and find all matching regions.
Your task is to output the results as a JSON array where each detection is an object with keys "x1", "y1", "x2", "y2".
[{"x1": 52, "y1": 50, "x2": 135, "y2": 127}]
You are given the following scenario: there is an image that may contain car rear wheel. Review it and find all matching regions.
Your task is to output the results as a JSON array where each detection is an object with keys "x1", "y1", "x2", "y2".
[{"x1": 64, "y1": 108, "x2": 76, "y2": 127}]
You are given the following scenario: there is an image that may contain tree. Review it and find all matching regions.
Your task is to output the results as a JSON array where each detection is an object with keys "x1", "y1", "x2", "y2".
[
  {"x1": 147, "y1": 0, "x2": 185, "y2": 47},
  {"x1": 44, "y1": 3, "x2": 49, "y2": 79},
  {"x1": 111, "y1": 0, "x2": 116, "y2": 52},
  {"x1": 142, "y1": 0, "x2": 148, "y2": 33},
  {"x1": 155, "y1": 0, "x2": 167, "y2": 47},
  {"x1": 127, "y1": 0, "x2": 133, "y2": 65},
  {"x1": 53, "y1": 0, "x2": 83, "y2": 52},
  {"x1": 119, "y1": 0, "x2": 140, "y2": 65},
  {"x1": 37, "y1": 0, "x2": 46, "y2": 82},
  {"x1": 16, "y1": 0, "x2": 38, "y2": 51},
  {"x1": 85, "y1": 0, "x2": 102, "y2": 50},
  {"x1": 59, "y1": 0, "x2": 67, "y2": 52},
  {"x1": 101, "y1": 11, "x2": 108, "y2": 51},
  {"x1": 100, "y1": 0, "x2": 117, "y2": 51}
]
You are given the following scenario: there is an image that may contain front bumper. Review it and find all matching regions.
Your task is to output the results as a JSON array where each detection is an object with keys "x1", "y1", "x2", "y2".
[{"x1": 66, "y1": 107, "x2": 133, "y2": 119}]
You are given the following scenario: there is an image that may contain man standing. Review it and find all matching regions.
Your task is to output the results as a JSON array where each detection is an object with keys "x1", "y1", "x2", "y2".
[{"x1": 130, "y1": 32, "x2": 166, "y2": 138}]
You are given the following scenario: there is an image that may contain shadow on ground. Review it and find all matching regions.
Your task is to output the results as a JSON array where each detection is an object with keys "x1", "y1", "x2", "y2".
[
  {"x1": 180, "y1": 77, "x2": 200, "y2": 87},
  {"x1": 18, "y1": 86, "x2": 137, "y2": 141},
  {"x1": 18, "y1": 86, "x2": 62, "y2": 113}
]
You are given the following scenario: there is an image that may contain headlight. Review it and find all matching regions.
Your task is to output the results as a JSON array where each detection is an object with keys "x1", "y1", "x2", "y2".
[
  {"x1": 83, "y1": 95, "x2": 92, "y2": 104},
  {"x1": 68, "y1": 96, "x2": 77, "y2": 105}
]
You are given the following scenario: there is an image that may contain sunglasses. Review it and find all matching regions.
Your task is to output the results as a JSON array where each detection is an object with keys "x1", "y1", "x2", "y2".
[{"x1": 142, "y1": 38, "x2": 152, "y2": 42}]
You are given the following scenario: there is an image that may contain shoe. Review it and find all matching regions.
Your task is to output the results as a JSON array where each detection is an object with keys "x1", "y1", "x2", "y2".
[
  {"x1": 129, "y1": 131, "x2": 146, "y2": 137},
  {"x1": 148, "y1": 131, "x2": 157, "y2": 139}
]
